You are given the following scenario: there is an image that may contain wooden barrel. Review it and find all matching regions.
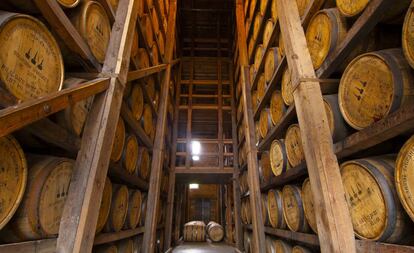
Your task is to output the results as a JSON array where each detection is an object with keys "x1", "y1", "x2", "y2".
[
  {"x1": 139, "y1": 194, "x2": 147, "y2": 226},
  {"x1": 252, "y1": 90, "x2": 259, "y2": 110},
  {"x1": 117, "y1": 239, "x2": 134, "y2": 253},
  {"x1": 282, "y1": 185, "x2": 309, "y2": 233},
  {"x1": 253, "y1": 14, "x2": 263, "y2": 41},
  {"x1": 138, "y1": 148, "x2": 151, "y2": 180},
  {"x1": 244, "y1": 232, "x2": 252, "y2": 253},
  {"x1": 137, "y1": 0, "x2": 145, "y2": 17},
  {"x1": 207, "y1": 221, "x2": 224, "y2": 242},
  {"x1": 263, "y1": 19, "x2": 275, "y2": 47},
  {"x1": 281, "y1": 67, "x2": 294, "y2": 106},
  {"x1": 297, "y1": 0, "x2": 328, "y2": 21},
  {"x1": 302, "y1": 178, "x2": 318, "y2": 233},
  {"x1": 158, "y1": 32, "x2": 165, "y2": 56},
  {"x1": 151, "y1": 7, "x2": 160, "y2": 36},
  {"x1": 396, "y1": 135, "x2": 414, "y2": 222},
  {"x1": 270, "y1": 0, "x2": 278, "y2": 21},
  {"x1": 0, "y1": 13, "x2": 64, "y2": 103},
  {"x1": 94, "y1": 245, "x2": 118, "y2": 253},
  {"x1": 265, "y1": 47, "x2": 281, "y2": 84},
  {"x1": 110, "y1": 118, "x2": 126, "y2": 163},
  {"x1": 257, "y1": 74, "x2": 266, "y2": 102},
  {"x1": 267, "y1": 189, "x2": 286, "y2": 229},
  {"x1": 262, "y1": 194, "x2": 270, "y2": 225},
  {"x1": 142, "y1": 14, "x2": 154, "y2": 47},
  {"x1": 285, "y1": 124, "x2": 305, "y2": 167},
  {"x1": 278, "y1": 33, "x2": 285, "y2": 58},
  {"x1": 184, "y1": 221, "x2": 206, "y2": 242},
  {"x1": 0, "y1": 136, "x2": 27, "y2": 231},
  {"x1": 250, "y1": 65, "x2": 256, "y2": 86},
  {"x1": 105, "y1": 184, "x2": 129, "y2": 232},
  {"x1": 337, "y1": 0, "x2": 410, "y2": 21},
  {"x1": 142, "y1": 104, "x2": 153, "y2": 136},
  {"x1": 249, "y1": 0, "x2": 257, "y2": 18},
  {"x1": 270, "y1": 90, "x2": 286, "y2": 125},
  {"x1": 248, "y1": 38, "x2": 255, "y2": 59},
  {"x1": 292, "y1": 245, "x2": 312, "y2": 253},
  {"x1": 269, "y1": 139, "x2": 288, "y2": 176},
  {"x1": 323, "y1": 94, "x2": 350, "y2": 142},
  {"x1": 2, "y1": 156, "x2": 73, "y2": 242},
  {"x1": 137, "y1": 48, "x2": 150, "y2": 69},
  {"x1": 254, "y1": 44, "x2": 264, "y2": 72},
  {"x1": 305, "y1": 8, "x2": 347, "y2": 70},
  {"x1": 246, "y1": 18, "x2": 252, "y2": 37},
  {"x1": 151, "y1": 44, "x2": 159, "y2": 65},
  {"x1": 341, "y1": 156, "x2": 412, "y2": 242},
  {"x1": 121, "y1": 135, "x2": 139, "y2": 174},
  {"x1": 338, "y1": 49, "x2": 414, "y2": 130},
  {"x1": 146, "y1": 76, "x2": 156, "y2": 99},
  {"x1": 124, "y1": 189, "x2": 142, "y2": 229},
  {"x1": 255, "y1": 121, "x2": 262, "y2": 145},
  {"x1": 109, "y1": 0, "x2": 119, "y2": 12},
  {"x1": 56, "y1": 78, "x2": 93, "y2": 136},
  {"x1": 259, "y1": 108, "x2": 273, "y2": 139},
  {"x1": 259, "y1": 151, "x2": 272, "y2": 185},
  {"x1": 403, "y1": 2, "x2": 414, "y2": 69},
  {"x1": 96, "y1": 177, "x2": 112, "y2": 234},
  {"x1": 274, "y1": 240, "x2": 292, "y2": 253},
  {"x1": 265, "y1": 236, "x2": 276, "y2": 253},
  {"x1": 70, "y1": 1, "x2": 111, "y2": 63},
  {"x1": 2, "y1": 0, "x2": 80, "y2": 11},
  {"x1": 245, "y1": 199, "x2": 252, "y2": 224},
  {"x1": 131, "y1": 29, "x2": 139, "y2": 59},
  {"x1": 128, "y1": 83, "x2": 144, "y2": 121}
]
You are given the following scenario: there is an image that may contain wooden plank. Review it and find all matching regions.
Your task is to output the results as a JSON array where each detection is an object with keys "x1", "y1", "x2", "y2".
[
  {"x1": 175, "y1": 167, "x2": 234, "y2": 174},
  {"x1": 121, "y1": 101, "x2": 153, "y2": 149},
  {"x1": 108, "y1": 164, "x2": 149, "y2": 190},
  {"x1": 181, "y1": 80, "x2": 230, "y2": 85},
  {"x1": 277, "y1": 1, "x2": 356, "y2": 252},
  {"x1": 235, "y1": 0, "x2": 266, "y2": 251},
  {"x1": 0, "y1": 78, "x2": 109, "y2": 138},
  {"x1": 356, "y1": 241, "x2": 414, "y2": 253},
  {"x1": 260, "y1": 162, "x2": 307, "y2": 191},
  {"x1": 263, "y1": 226, "x2": 320, "y2": 247},
  {"x1": 127, "y1": 64, "x2": 168, "y2": 81},
  {"x1": 316, "y1": 0, "x2": 393, "y2": 78},
  {"x1": 141, "y1": 0, "x2": 177, "y2": 251},
  {"x1": 0, "y1": 239, "x2": 57, "y2": 253},
  {"x1": 34, "y1": 0, "x2": 102, "y2": 72},
  {"x1": 56, "y1": 0, "x2": 139, "y2": 252},
  {"x1": 93, "y1": 227, "x2": 145, "y2": 245}
]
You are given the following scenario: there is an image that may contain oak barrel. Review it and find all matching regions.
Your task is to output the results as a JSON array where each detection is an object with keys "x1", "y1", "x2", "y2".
[
  {"x1": 259, "y1": 151, "x2": 272, "y2": 185},
  {"x1": 270, "y1": 90, "x2": 286, "y2": 126},
  {"x1": 252, "y1": 90, "x2": 258, "y2": 110},
  {"x1": 281, "y1": 67, "x2": 293, "y2": 106},
  {"x1": 109, "y1": 0, "x2": 119, "y2": 12},
  {"x1": 285, "y1": 124, "x2": 305, "y2": 168},
  {"x1": 265, "y1": 236, "x2": 276, "y2": 253},
  {"x1": 138, "y1": 0, "x2": 145, "y2": 17},
  {"x1": 323, "y1": 94, "x2": 349, "y2": 142},
  {"x1": 265, "y1": 47, "x2": 281, "y2": 84},
  {"x1": 184, "y1": 221, "x2": 206, "y2": 242},
  {"x1": 254, "y1": 44, "x2": 264, "y2": 72},
  {"x1": 94, "y1": 245, "x2": 118, "y2": 253},
  {"x1": 104, "y1": 184, "x2": 129, "y2": 232},
  {"x1": 138, "y1": 147, "x2": 151, "y2": 180},
  {"x1": 396, "y1": 135, "x2": 414, "y2": 222},
  {"x1": 278, "y1": 33, "x2": 285, "y2": 58},
  {"x1": 271, "y1": 0, "x2": 278, "y2": 22},
  {"x1": 305, "y1": 8, "x2": 347, "y2": 70},
  {"x1": 0, "y1": 136, "x2": 27, "y2": 231},
  {"x1": 2, "y1": 156, "x2": 73, "y2": 242},
  {"x1": 123, "y1": 189, "x2": 142, "y2": 229},
  {"x1": 292, "y1": 245, "x2": 312, "y2": 253},
  {"x1": 274, "y1": 240, "x2": 292, "y2": 253},
  {"x1": 282, "y1": 185, "x2": 310, "y2": 233},
  {"x1": 257, "y1": 74, "x2": 266, "y2": 102},
  {"x1": 146, "y1": 76, "x2": 156, "y2": 99},
  {"x1": 142, "y1": 104, "x2": 154, "y2": 136},
  {"x1": 302, "y1": 178, "x2": 317, "y2": 233},
  {"x1": 56, "y1": 78, "x2": 93, "y2": 136},
  {"x1": 262, "y1": 194, "x2": 270, "y2": 226},
  {"x1": 137, "y1": 48, "x2": 150, "y2": 69},
  {"x1": 2, "y1": 0, "x2": 80, "y2": 12},
  {"x1": 267, "y1": 189, "x2": 286, "y2": 229},
  {"x1": 403, "y1": 2, "x2": 414, "y2": 69},
  {"x1": 253, "y1": 14, "x2": 263, "y2": 41},
  {"x1": 0, "y1": 12, "x2": 64, "y2": 103},
  {"x1": 248, "y1": 38, "x2": 255, "y2": 60},
  {"x1": 338, "y1": 49, "x2": 414, "y2": 130},
  {"x1": 207, "y1": 221, "x2": 224, "y2": 242},
  {"x1": 70, "y1": 0, "x2": 111, "y2": 63},
  {"x1": 151, "y1": 7, "x2": 160, "y2": 36},
  {"x1": 110, "y1": 118, "x2": 126, "y2": 163},
  {"x1": 263, "y1": 19, "x2": 275, "y2": 47},
  {"x1": 142, "y1": 14, "x2": 154, "y2": 47},
  {"x1": 269, "y1": 139, "x2": 288, "y2": 177},
  {"x1": 118, "y1": 239, "x2": 134, "y2": 253},
  {"x1": 96, "y1": 177, "x2": 112, "y2": 234},
  {"x1": 158, "y1": 32, "x2": 165, "y2": 56},
  {"x1": 341, "y1": 156, "x2": 412, "y2": 242},
  {"x1": 139, "y1": 194, "x2": 147, "y2": 226},
  {"x1": 259, "y1": 108, "x2": 273, "y2": 139},
  {"x1": 128, "y1": 83, "x2": 144, "y2": 121},
  {"x1": 151, "y1": 43, "x2": 159, "y2": 65},
  {"x1": 336, "y1": 0, "x2": 410, "y2": 21},
  {"x1": 121, "y1": 135, "x2": 139, "y2": 175}
]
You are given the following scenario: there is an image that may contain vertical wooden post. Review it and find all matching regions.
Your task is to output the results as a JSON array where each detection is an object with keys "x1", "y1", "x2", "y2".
[
  {"x1": 142, "y1": 0, "x2": 177, "y2": 252},
  {"x1": 230, "y1": 63, "x2": 243, "y2": 250},
  {"x1": 56, "y1": 1, "x2": 139, "y2": 252},
  {"x1": 235, "y1": 0, "x2": 266, "y2": 252},
  {"x1": 277, "y1": 0, "x2": 356, "y2": 252},
  {"x1": 164, "y1": 62, "x2": 182, "y2": 251}
]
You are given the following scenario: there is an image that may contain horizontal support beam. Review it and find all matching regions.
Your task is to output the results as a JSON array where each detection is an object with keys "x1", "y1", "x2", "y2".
[
  {"x1": 94, "y1": 227, "x2": 145, "y2": 245},
  {"x1": 127, "y1": 64, "x2": 168, "y2": 82},
  {"x1": 0, "y1": 239, "x2": 57, "y2": 253}
]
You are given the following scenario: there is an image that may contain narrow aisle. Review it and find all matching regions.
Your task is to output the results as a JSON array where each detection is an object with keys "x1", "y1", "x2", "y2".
[{"x1": 172, "y1": 242, "x2": 237, "y2": 253}]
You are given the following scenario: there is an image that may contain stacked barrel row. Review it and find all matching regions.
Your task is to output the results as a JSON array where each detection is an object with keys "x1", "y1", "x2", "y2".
[
  {"x1": 94, "y1": 237, "x2": 142, "y2": 253},
  {"x1": 183, "y1": 221, "x2": 206, "y2": 242}
]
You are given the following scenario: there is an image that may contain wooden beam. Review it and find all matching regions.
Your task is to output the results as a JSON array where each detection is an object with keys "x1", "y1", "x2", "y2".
[
  {"x1": 235, "y1": 0, "x2": 266, "y2": 251},
  {"x1": 142, "y1": 0, "x2": 177, "y2": 251},
  {"x1": 127, "y1": 64, "x2": 168, "y2": 82},
  {"x1": 56, "y1": 0, "x2": 139, "y2": 252},
  {"x1": 0, "y1": 239, "x2": 56, "y2": 253},
  {"x1": 93, "y1": 227, "x2": 145, "y2": 245},
  {"x1": 0, "y1": 78, "x2": 109, "y2": 138},
  {"x1": 277, "y1": 0, "x2": 356, "y2": 252}
]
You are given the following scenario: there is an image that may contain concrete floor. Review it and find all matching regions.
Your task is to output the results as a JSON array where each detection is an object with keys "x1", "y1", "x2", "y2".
[{"x1": 172, "y1": 242, "x2": 237, "y2": 253}]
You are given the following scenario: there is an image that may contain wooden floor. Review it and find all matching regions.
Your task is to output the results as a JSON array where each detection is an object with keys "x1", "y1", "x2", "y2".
[{"x1": 172, "y1": 242, "x2": 237, "y2": 252}]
